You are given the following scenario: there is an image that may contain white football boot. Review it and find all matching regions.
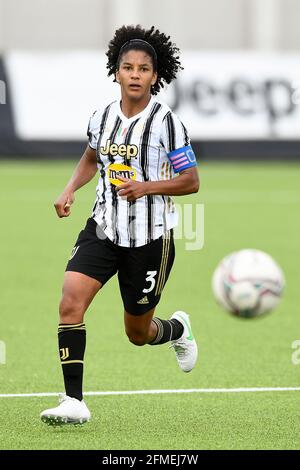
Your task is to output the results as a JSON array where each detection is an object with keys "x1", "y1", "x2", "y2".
[
  {"x1": 170, "y1": 311, "x2": 198, "y2": 372},
  {"x1": 40, "y1": 393, "x2": 91, "y2": 426}
]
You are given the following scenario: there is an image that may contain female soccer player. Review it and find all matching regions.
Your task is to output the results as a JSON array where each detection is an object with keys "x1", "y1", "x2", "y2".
[{"x1": 41, "y1": 25, "x2": 199, "y2": 425}]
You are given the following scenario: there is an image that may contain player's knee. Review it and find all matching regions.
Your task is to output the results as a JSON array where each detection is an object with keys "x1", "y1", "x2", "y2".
[
  {"x1": 126, "y1": 330, "x2": 148, "y2": 347},
  {"x1": 59, "y1": 296, "x2": 85, "y2": 323}
]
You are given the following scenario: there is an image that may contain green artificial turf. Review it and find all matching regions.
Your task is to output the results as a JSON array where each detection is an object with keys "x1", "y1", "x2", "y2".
[{"x1": 0, "y1": 161, "x2": 300, "y2": 449}]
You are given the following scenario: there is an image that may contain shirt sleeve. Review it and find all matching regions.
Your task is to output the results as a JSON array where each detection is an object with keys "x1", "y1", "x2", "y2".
[
  {"x1": 161, "y1": 112, "x2": 197, "y2": 173},
  {"x1": 87, "y1": 110, "x2": 99, "y2": 150}
]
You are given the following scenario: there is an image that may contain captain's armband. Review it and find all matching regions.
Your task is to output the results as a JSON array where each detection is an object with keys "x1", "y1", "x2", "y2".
[{"x1": 167, "y1": 145, "x2": 197, "y2": 173}]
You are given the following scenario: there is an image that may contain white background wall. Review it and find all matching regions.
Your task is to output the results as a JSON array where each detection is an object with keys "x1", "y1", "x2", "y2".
[
  {"x1": 0, "y1": 0, "x2": 299, "y2": 52},
  {"x1": 5, "y1": 50, "x2": 299, "y2": 140}
]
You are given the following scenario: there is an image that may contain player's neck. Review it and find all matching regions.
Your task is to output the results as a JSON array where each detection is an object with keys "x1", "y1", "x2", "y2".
[{"x1": 120, "y1": 95, "x2": 152, "y2": 119}]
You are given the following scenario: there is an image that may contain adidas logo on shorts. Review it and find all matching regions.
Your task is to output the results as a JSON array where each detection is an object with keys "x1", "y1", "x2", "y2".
[{"x1": 137, "y1": 296, "x2": 149, "y2": 304}]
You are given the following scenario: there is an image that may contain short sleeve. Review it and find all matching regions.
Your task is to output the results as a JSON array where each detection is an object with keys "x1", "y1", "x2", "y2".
[
  {"x1": 161, "y1": 112, "x2": 197, "y2": 173},
  {"x1": 87, "y1": 110, "x2": 99, "y2": 150}
]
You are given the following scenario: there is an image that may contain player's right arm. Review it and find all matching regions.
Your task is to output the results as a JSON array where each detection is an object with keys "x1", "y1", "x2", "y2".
[{"x1": 54, "y1": 145, "x2": 97, "y2": 218}]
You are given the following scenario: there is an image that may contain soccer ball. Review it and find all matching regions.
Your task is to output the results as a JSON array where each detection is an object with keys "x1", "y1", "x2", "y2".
[{"x1": 212, "y1": 249, "x2": 285, "y2": 318}]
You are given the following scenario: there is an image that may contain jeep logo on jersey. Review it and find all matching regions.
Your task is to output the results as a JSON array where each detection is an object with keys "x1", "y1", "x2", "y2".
[
  {"x1": 108, "y1": 163, "x2": 137, "y2": 186},
  {"x1": 100, "y1": 139, "x2": 138, "y2": 159}
]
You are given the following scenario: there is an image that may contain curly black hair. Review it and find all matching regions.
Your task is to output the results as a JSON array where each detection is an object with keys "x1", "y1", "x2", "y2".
[{"x1": 106, "y1": 25, "x2": 183, "y2": 95}]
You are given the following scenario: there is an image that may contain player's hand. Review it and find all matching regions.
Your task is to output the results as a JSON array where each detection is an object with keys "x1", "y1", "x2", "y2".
[
  {"x1": 54, "y1": 191, "x2": 75, "y2": 218},
  {"x1": 116, "y1": 176, "x2": 147, "y2": 202}
]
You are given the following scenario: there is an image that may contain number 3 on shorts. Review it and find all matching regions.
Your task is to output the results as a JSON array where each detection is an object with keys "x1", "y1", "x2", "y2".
[{"x1": 143, "y1": 271, "x2": 157, "y2": 294}]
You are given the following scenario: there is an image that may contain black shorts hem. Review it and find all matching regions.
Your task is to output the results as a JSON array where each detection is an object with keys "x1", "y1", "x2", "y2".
[
  {"x1": 65, "y1": 267, "x2": 107, "y2": 286},
  {"x1": 123, "y1": 296, "x2": 161, "y2": 316}
]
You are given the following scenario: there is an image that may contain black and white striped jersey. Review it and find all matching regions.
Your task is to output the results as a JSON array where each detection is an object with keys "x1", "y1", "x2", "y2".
[{"x1": 87, "y1": 96, "x2": 197, "y2": 247}]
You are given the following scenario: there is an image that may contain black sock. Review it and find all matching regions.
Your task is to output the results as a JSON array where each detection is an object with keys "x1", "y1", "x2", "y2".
[
  {"x1": 149, "y1": 318, "x2": 184, "y2": 345},
  {"x1": 58, "y1": 323, "x2": 86, "y2": 401}
]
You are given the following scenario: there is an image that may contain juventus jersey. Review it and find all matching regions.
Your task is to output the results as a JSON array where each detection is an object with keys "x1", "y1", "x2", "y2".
[{"x1": 87, "y1": 96, "x2": 197, "y2": 247}]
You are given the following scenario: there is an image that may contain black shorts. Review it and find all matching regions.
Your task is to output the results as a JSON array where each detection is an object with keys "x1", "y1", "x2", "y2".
[{"x1": 66, "y1": 218, "x2": 175, "y2": 315}]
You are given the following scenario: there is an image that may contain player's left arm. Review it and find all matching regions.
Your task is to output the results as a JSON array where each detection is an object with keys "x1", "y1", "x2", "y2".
[
  {"x1": 116, "y1": 145, "x2": 200, "y2": 200},
  {"x1": 146, "y1": 165, "x2": 200, "y2": 196},
  {"x1": 116, "y1": 165, "x2": 199, "y2": 200}
]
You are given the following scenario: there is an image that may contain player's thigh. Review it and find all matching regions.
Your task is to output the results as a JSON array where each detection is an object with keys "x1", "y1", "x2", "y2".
[
  {"x1": 60, "y1": 271, "x2": 102, "y2": 316},
  {"x1": 62, "y1": 217, "x2": 119, "y2": 316},
  {"x1": 66, "y1": 217, "x2": 118, "y2": 286},
  {"x1": 118, "y1": 229, "x2": 175, "y2": 316}
]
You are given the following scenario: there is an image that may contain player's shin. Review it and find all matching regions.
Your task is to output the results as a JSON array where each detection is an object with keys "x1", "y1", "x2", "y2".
[
  {"x1": 148, "y1": 317, "x2": 183, "y2": 345},
  {"x1": 58, "y1": 323, "x2": 86, "y2": 401}
]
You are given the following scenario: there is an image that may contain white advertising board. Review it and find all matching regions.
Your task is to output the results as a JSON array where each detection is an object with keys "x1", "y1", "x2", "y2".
[{"x1": 5, "y1": 51, "x2": 300, "y2": 140}]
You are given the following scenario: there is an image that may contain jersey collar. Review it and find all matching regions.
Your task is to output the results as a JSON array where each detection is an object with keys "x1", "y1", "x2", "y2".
[{"x1": 117, "y1": 96, "x2": 154, "y2": 122}]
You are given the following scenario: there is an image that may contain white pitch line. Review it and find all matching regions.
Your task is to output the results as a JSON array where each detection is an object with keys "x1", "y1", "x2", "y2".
[{"x1": 1, "y1": 387, "x2": 300, "y2": 398}]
